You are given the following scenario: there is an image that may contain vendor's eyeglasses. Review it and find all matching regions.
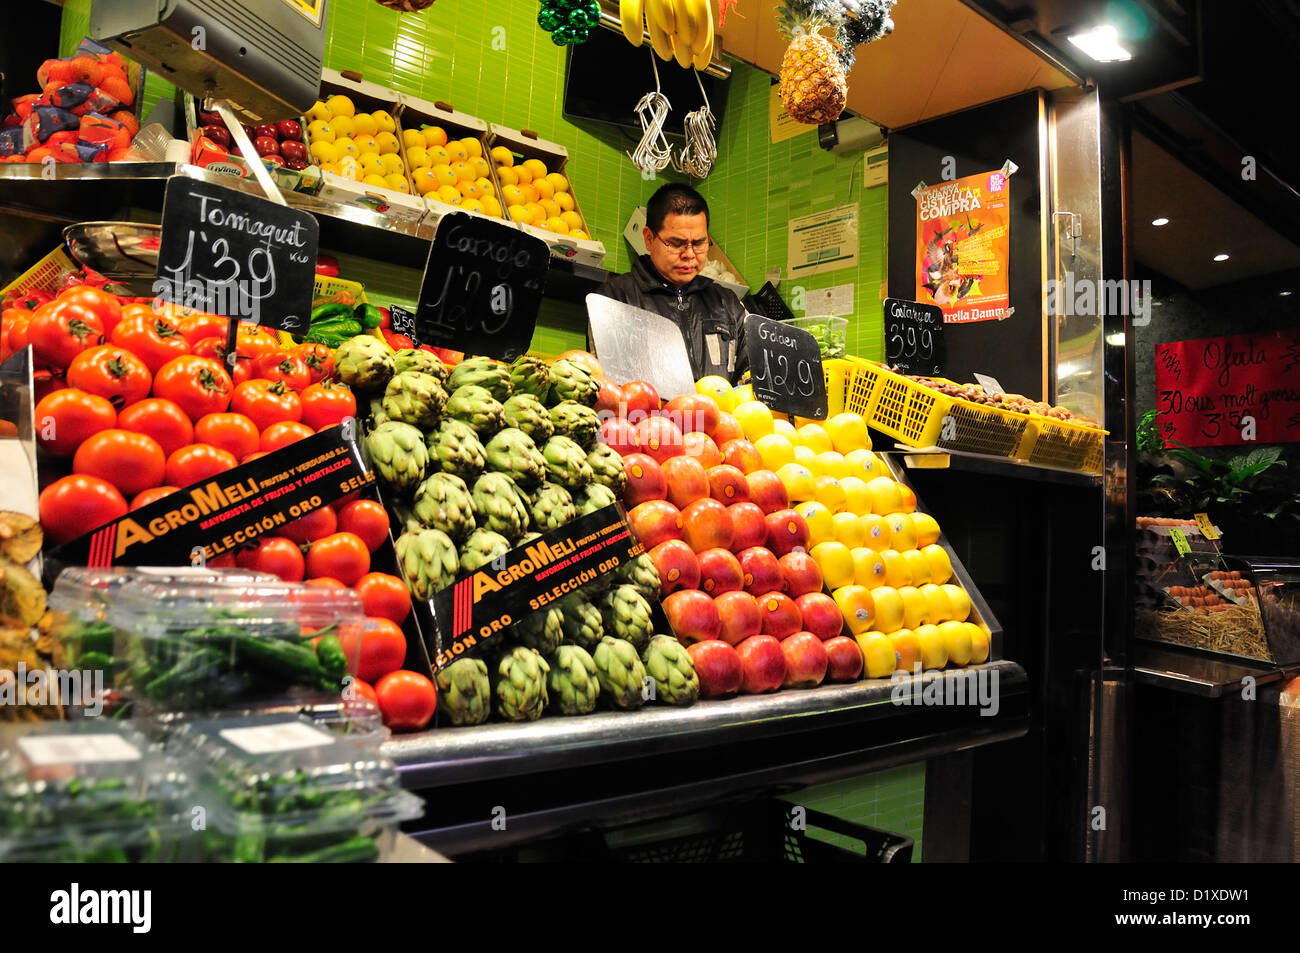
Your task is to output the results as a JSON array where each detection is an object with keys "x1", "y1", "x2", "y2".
[{"x1": 653, "y1": 233, "x2": 711, "y2": 256}]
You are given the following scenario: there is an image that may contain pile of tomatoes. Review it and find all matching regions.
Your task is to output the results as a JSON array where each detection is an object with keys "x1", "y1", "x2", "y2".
[{"x1": 1, "y1": 285, "x2": 357, "y2": 542}]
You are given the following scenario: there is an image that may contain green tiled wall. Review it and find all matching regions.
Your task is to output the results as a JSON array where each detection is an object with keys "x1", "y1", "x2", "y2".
[{"x1": 791, "y1": 763, "x2": 926, "y2": 861}]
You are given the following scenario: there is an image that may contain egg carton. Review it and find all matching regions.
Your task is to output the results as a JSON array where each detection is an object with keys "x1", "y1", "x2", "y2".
[{"x1": 1203, "y1": 572, "x2": 1257, "y2": 607}]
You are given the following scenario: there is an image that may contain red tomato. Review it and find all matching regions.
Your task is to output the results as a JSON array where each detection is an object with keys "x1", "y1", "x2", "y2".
[
  {"x1": 208, "y1": 552, "x2": 238, "y2": 568},
  {"x1": 194, "y1": 412, "x2": 260, "y2": 460},
  {"x1": 354, "y1": 572, "x2": 411, "y2": 625},
  {"x1": 234, "y1": 323, "x2": 280, "y2": 360},
  {"x1": 190, "y1": 336, "x2": 227, "y2": 361},
  {"x1": 165, "y1": 443, "x2": 238, "y2": 487},
  {"x1": 26, "y1": 299, "x2": 106, "y2": 369},
  {"x1": 346, "y1": 617, "x2": 408, "y2": 683},
  {"x1": 152, "y1": 355, "x2": 233, "y2": 420},
  {"x1": 116, "y1": 398, "x2": 195, "y2": 457},
  {"x1": 374, "y1": 669, "x2": 437, "y2": 731},
  {"x1": 231, "y1": 379, "x2": 302, "y2": 431},
  {"x1": 229, "y1": 354, "x2": 257, "y2": 387},
  {"x1": 241, "y1": 450, "x2": 269, "y2": 464},
  {"x1": 383, "y1": 332, "x2": 413, "y2": 350},
  {"x1": 280, "y1": 505, "x2": 338, "y2": 545},
  {"x1": 4, "y1": 309, "x2": 33, "y2": 354},
  {"x1": 255, "y1": 352, "x2": 311, "y2": 391},
  {"x1": 66, "y1": 344, "x2": 152, "y2": 409},
  {"x1": 300, "y1": 380, "x2": 357, "y2": 430},
  {"x1": 72, "y1": 429, "x2": 166, "y2": 498},
  {"x1": 242, "y1": 536, "x2": 306, "y2": 582},
  {"x1": 305, "y1": 531, "x2": 370, "y2": 586},
  {"x1": 621, "y1": 380, "x2": 661, "y2": 418},
  {"x1": 33, "y1": 388, "x2": 116, "y2": 457},
  {"x1": 293, "y1": 343, "x2": 335, "y2": 384},
  {"x1": 343, "y1": 676, "x2": 379, "y2": 706},
  {"x1": 58, "y1": 286, "x2": 123, "y2": 338},
  {"x1": 260, "y1": 420, "x2": 314, "y2": 452},
  {"x1": 335, "y1": 500, "x2": 390, "y2": 552},
  {"x1": 304, "y1": 576, "x2": 346, "y2": 589},
  {"x1": 38, "y1": 474, "x2": 128, "y2": 544},
  {"x1": 130, "y1": 485, "x2": 180, "y2": 510},
  {"x1": 110, "y1": 309, "x2": 190, "y2": 373},
  {"x1": 176, "y1": 311, "x2": 228, "y2": 345},
  {"x1": 33, "y1": 369, "x2": 67, "y2": 405}
]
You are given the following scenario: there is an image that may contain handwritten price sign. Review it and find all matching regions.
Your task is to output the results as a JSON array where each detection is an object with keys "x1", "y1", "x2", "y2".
[
  {"x1": 1153, "y1": 329, "x2": 1300, "y2": 446},
  {"x1": 744, "y1": 315, "x2": 827, "y2": 419}
]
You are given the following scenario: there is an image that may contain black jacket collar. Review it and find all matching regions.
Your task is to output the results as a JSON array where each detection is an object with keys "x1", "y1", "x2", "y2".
[{"x1": 631, "y1": 254, "x2": 711, "y2": 296}]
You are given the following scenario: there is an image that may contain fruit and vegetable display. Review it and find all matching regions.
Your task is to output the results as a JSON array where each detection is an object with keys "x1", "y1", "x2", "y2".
[
  {"x1": 0, "y1": 40, "x2": 139, "y2": 164},
  {"x1": 303, "y1": 95, "x2": 411, "y2": 195},
  {"x1": 194, "y1": 105, "x2": 312, "y2": 172},
  {"x1": 900, "y1": 374, "x2": 1095, "y2": 425}
]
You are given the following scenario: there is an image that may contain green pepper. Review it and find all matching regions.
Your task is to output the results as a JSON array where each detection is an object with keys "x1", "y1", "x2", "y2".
[
  {"x1": 355, "y1": 303, "x2": 383, "y2": 329},
  {"x1": 315, "y1": 634, "x2": 348, "y2": 680},
  {"x1": 304, "y1": 320, "x2": 363, "y2": 347},
  {"x1": 267, "y1": 835, "x2": 379, "y2": 863},
  {"x1": 310, "y1": 302, "x2": 354, "y2": 324},
  {"x1": 78, "y1": 651, "x2": 114, "y2": 671}
]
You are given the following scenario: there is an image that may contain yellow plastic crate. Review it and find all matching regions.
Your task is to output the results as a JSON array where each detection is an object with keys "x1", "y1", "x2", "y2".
[
  {"x1": 312, "y1": 274, "x2": 366, "y2": 310},
  {"x1": 1017, "y1": 416, "x2": 1107, "y2": 474},
  {"x1": 1, "y1": 246, "x2": 76, "y2": 298}
]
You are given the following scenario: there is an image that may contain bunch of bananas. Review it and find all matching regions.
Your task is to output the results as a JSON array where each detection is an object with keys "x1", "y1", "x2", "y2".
[{"x1": 621, "y1": 0, "x2": 715, "y2": 70}]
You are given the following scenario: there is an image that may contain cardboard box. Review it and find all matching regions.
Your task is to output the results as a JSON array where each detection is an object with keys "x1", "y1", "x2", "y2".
[
  {"x1": 486, "y1": 123, "x2": 606, "y2": 268},
  {"x1": 394, "y1": 94, "x2": 505, "y2": 228},
  {"x1": 623, "y1": 206, "x2": 748, "y2": 299},
  {"x1": 182, "y1": 92, "x2": 320, "y2": 194}
]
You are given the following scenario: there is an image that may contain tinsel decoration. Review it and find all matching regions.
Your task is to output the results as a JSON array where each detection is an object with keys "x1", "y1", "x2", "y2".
[
  {"x1": 373, "y1": 0, "x2": 436, "y2": 11},
  {"x1": 537, "y1": 0, "x2": 602, "y2": 45},
  {"x1": 835, "y1": 0, "x2": 897, "y2": 71}
]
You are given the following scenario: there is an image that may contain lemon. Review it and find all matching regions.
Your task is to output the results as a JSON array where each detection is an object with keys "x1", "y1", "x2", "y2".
[
  {"x1": 941, "y1": 584, "x2": 971, "y2": 621},
  {"x1": 490, "y1": 146, "x2": 514, "y2": 167},
  {"x1": 546, "y1": 172, "x2": 569, "y2": 193},
  {"x1": 308, "y1": 139, "x2": 338, "y2": 163},
  {"x1": 359, "y1": 154, "x2": 385, "y2": 177},
  {"x1": 867, "y1": 586, "x2": 904, "y2": 634},
  {"x1": 325, "y1": 94, "x2": 355, "y2": 118},
  {"x1": 832, "y1": 584, "x2": 876, "y2": 634},
  {"x1": 813, "y1": 475, "x2": 846, "y2": 513},
  {"x1": 840, "y1": 476, "x2": 872, "y2": 516},
  {"x1": 919, "y1": 584, "x2": 953, "y2": 625},
  {"x1": 306, "y1": 119, "x2": 334, "y2": 143},
  {"x1": 879, "y1": 549, "x2": 912, "y2": 588},
  {"x1": 776, "y1": 463, "x2": 816, "y2": 501},
  {"x1": 375, "y1": 131, "x2": 400, "y2": 155},
  {"x1": 755, "y1": 433, "x2": 795, "y2": 471},
  {"x1": 795, "y1": 423, "x2": 833, "y2": 454},
  {"x1": 796, "y1": 501, "x2": 835, "y2": 547},
  {"x1": 306, "y1": 100, "x2": 330, "y2": 122},
  {"x1": 383, "y1": 173, "x2": 410, "y2": 193},
  {"x1": 915, "y1": 624, "x2": 948, "y2": 668},
  {"x1": 773, "y1": 418, "x2": 796, "y2": 438},
  {"x1": 852, "y1": 547, "x2": 888, "y2": 589},
  {"x1": 733, "y1": 400, "x2": 775, "y2": 441},
  {"x1": 412, "y1": 169, "x2": 442, "y2": 195},
  {"x1": 922, "y1": 544, "x2": 953, "y2": 584},
  {"x1": 352, "y1": 113, "x2": 378, "y2": 137},
  {"x1": 966, "y1": 622, "x2": 990, "y2": 663},
  {"x1": 831, "y1": 511, "x2": 866, "y2": 548},
  {"x1": 911, "y1": 512, "x2": 941, "y2": 547},
  {"x1": 902, "y1": 549, "x2": 932, "y2": 586},
  {"x1": 329, "y1": 114, "x2": 354, "y2": 139},
  {"x1": 825, "y1": 413, "x2": 871, "y2": 453},
  {"x1": 402, "y1": 128, "x2": 425, "y2": 149},
  {"x1": 939, "y1": 621, "x2": 971, "y2": 666},
  {"x1": 496, "y1": 165, "x2": 518, "y2": 186},
  {"x1": 815, "y1": 451, "x2": 849, "y2": 480},
  {"x1": 521, "y1": 157, "x2": 549, "y2": 180}
]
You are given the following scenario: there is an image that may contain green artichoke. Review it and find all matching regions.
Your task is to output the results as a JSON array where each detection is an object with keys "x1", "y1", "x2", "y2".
[
  {"x1": 364, "y1": 421, "x2": 428, "y2": 494},
  {"x1": 393, "y1": 348, "x2": 447, "y2": 384},
  {"x1": 382, "y1": 370, "x2": 447, "y2": 429},
  {"x1": 509, "y1": 355, "x2": 552, "y2": 399},
  {"x1": 427, "y1": 418, "x2": 486, "y2": 483},
  {"x1": 335, "y1": 335, "x2": 395, "y2": 392},
  {"x1": 390, "y1": 499, "x2": 423, "y2": 534},
  {"x1": 492, "y1": 646, "x2": 549, "y2": 721},
  {"x1": 592, "y1": 636, "x2": 647, "y2": 710},
  {"x1": 501, "y1": 392, "x2": 554, "y2": 443},
  {"x1": 587, "y1": 444, "x2": 628, "y2": 495},
  {"x1": 436, "y1": 657, "x2": 491, "y2": 726},
  {"x1": 448, "y1": 357, "x2": 513, "y2": 403},
  {"x1": 547, "y1": 358, "x2": 598, "y2": 407},
  {"x1": 395, "y1": 527, "x2": 458, "y2": 601},
  {"x1": 549, "y1": 400, "x2": 600, "y2": 449},
  {"x1": 558, "y1": 595, "x2": 604, "y2": 651},
  {"x1": 460, "y1": 527, "x2": 512, "y2": 573},
  {"x1": 483, "y1": 427, "x2": 546, "y2": 488},
  {"x1": 599, "y1": 584, "x2": 654, "y2": 653},
  {"x1": 412, "y1": 472, "x2": 476, "y2": 542},
  {"x1": 542, "y1": 435, "x2": 594, "y2": 491},
  {"x1": 617, "y1": 552, "x2": 662, "y2": 602},
  {"x1": 368, "y1": 397, "x2": 390, "y2": 427},
  {"x1": 514, "y1": 605, "x2": 564, "y2": 656},
  {"x1": 547, "y1": 645, "x2": 600, "y2": 715},
  {"x1": 642, "y1": 635, "x2": 699, "y2": 706},
  {"x1": 573, "y1": 482, "x2": 617, "y2": 516},
  {"x1": 528, "y1": 481, "x2": 576, "y2": 531},
  {"x1": 445, "y1": 384, "x2": 504, "y2": 437},
  {"x1": 471, "y1": 472, "x2": 530, "y2": 540}
]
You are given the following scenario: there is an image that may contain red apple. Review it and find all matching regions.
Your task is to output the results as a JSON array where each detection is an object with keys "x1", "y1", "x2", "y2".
[
  {"x1": 728, "y1": 502, "x2": 768, "y2": 552},
  {"x1": 755, "y1": 591, "x2": 803, "y2": 639},
  {"x1": 201, "y1": 124, "x2": 231, "y2": 149},
  {"x1": 682, "y1": 431, "x2": 722, "y2": 468},
  {"x1": 665, "y1": 589, "x2": 722, "y2": 644},
  {"x1": 253, "y1": 135, "x2": 280, "y2": 156},
  {"x1": 649, "y1": 539, "x2": 700, "y2": 596},
  {"x1": 240, "y1": 123, "x2": 258, "y2": 141},
  {"x1": 715, "y1": 590, "x2": 762, "y2": 646},
  {"x1": 748, "y1": 469, "x2": 790, "y2": 515},
  {"x1": 663, "y1": 394, "x2": 721, "y2": 437},
  {"x1": 253, "y1": 123, "x2": 279, "y2": 141},
  {"x1": 697, "y1": 547, "x2": 743, "y2": 596},
  {"x1": 285, "y1": 157, "x2": 309, "y2": 171},
  {"x1": 681, "y1": 497, "x2": 734, "y2": 552},
  {"x1": 736, "y1": 635, "x2": 787, "y2": 694},
  {"x1": 779, "y1": 551, "x2": 823, "y2": 598},
  {"x1": 795, "y1": 592, "x2": 842, "y2": 641},
  {"x1": 662, "y1": 454, "x2": 710, "y2": 510},
  {"x1": 824, "y1": 636, "x2": 864, "y2": 682},
  {"x1": 621, "y1": 380, "x2": 660, "y2": 419},
  {"x1": 720, "y1": 439, "x2": 763, "y2": 474},
  {"x1": 628, "y1": 499, "x2": 683, "y2": 551},
  {"x1": 738, "y1": 546, "x2": 783, "y2": 597},
  {"x1": 197, "y1": 110, "x2": 224, "y2": 127},
  {"x1": 600, "y1": 417, "x2": 639, "y2": 457},
  {"x1": 622, "y1": 453, "x2": 667, "y2": 507},
  {"x1": 711, "y1": 411, "x2": 744, "y2": 445},
  {"x1": 261, "y1": 154, "x2": 285, "y2": 167},
  {"x1": 781, "y1": 632, "x2": 829, "y2": 688},
  {"x1": 706, "y1": 464, "x2": 750, "y2": 505},
  {"x1": 765, "y1": 509, "x2": 811, "y2": 557},
  {"x1": 276, "y1": 118, "x2": 303, "y2": 141},
  {"x1": 279, "y1": 139, "x2": 308, "y2": 163},
  {"x1": 634, "y1": 414, "x2": 684, "y2": 464},
  {"x1": 687, "y1": 640, "x2": 743, "y2": 698}
]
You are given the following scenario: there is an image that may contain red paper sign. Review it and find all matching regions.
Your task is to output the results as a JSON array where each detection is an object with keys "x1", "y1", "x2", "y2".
[{"x1": 1153, "y1": 330, "x2": 1300, "y2": 446}]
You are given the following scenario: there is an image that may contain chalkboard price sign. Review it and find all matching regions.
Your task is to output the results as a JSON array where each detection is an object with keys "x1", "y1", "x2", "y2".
[
  {"x1": 416, "y1": 212, "x2": 548, "y2": 362},
  {"x1": 744, "y1": 314, "x2": 828, "y2": 419},
  {"x1": 155, "y1": 177, "x2": 318, "y2": 335},
  {"x1": 388, "y1": 305, "x2": 417, "y2": 343},
  {"x1": 884, "y1": 297, "x2": 945, "y2": 376}
]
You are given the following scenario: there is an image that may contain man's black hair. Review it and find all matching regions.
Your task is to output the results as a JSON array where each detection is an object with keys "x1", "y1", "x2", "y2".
[{"x1": 646, "y1": 183, "x2": 709, "y2": 233}]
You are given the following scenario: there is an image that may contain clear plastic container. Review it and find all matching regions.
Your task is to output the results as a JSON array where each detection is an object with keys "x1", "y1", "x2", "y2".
[
  {"x1": 110, "y1": 580, "x2": 367, "y2": 713},
  {"x1": 166, "y1": 714, "x2": 422, "y2": 862},
  {"x1": 145, "y1": 691, "x2": 389, "y2": 748},
  {"x1": 781, "y1": 315, "x2": 849, "y2": 359},
  {"x1": 0, "y1": 720, "x2": 194, "y2": 863}
]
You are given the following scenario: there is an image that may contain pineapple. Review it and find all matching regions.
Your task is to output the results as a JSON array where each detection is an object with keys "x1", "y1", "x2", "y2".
[{"x1": 776, "y1": 0, "x2": 849, "y2": 126}]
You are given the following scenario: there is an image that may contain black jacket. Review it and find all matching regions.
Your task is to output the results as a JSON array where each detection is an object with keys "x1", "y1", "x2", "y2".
[{"x1": 596, "y1": 255, "x2": 749, "y2": 384}]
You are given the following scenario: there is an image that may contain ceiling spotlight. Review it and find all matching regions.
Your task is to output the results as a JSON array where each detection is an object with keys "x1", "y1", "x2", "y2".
[
  {"x1": 1067, "y1": 25, "x2": 1133, "y2": 63},
  {"x1": 1282, "y1": 290, "x2": 1293, "y2": 297},
  {"x1": 1151, "y1": 217, "x2": 1169, "y2": 226},
  {"x1": 1213, "y1": 253, "x2": 1230, "y2": 262}
]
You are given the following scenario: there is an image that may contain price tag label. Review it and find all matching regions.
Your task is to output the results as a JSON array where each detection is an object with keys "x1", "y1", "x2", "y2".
[
  {"x1": 1194, "y1": 512, "x2": 1221, "y2": 540},
  {"x1": 744, "y1": 314, "x2": 828, "y2": 419},
  {"x1": 1169, "y1": 527, "x2": 1191, "y2": 557},
  {"x1": 220, "y1": 721, "x2": 334, "y2": 754},
  {"x1": 155, "y1": 177, "x2": 318, "y2": 334},
  {"x1": 18, "y1": 734, "x2": 141, "y2": 766},
  {"x1": 388, "y1": 305, "x2": 417, "y2": 343},
  {"x1": 415, "y1": 212, "x2": 547, "y2": 361},
  {"x1": 974, "y1": 372, "x2": 1007, "y2": 395},
  {"x1": 883, "y1": 297, "x2": 945, "y2": 375}
]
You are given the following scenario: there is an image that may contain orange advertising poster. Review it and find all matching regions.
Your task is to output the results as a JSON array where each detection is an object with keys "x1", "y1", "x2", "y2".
[{"x1": 916, "y1": 170, "x2": 1011, "y2": 324}]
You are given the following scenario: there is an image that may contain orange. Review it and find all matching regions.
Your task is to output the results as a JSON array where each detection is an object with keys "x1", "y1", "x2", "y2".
[{"x1": 832, "y1": 585, "x2": 876, "y2": 635}]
